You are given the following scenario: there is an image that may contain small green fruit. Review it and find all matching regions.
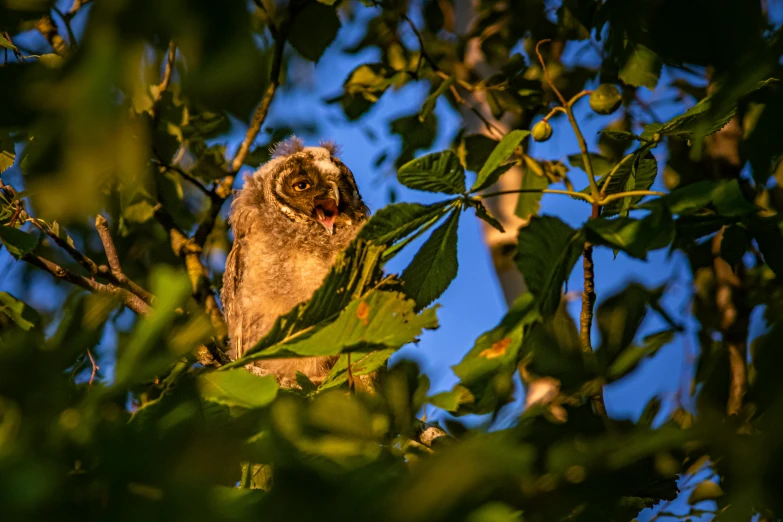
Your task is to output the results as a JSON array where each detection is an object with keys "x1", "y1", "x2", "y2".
[
  {"x1": 532, "y1": 120, "x2": 553, "y2": 142},
  {"x1": 589, "y1": 84, "x2": 622, "y2": 115}
]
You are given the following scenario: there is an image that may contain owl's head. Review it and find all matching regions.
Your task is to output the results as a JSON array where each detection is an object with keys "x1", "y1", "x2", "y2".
[{"x1": 242, "y1": 136, "x2": 368, "y2": 234}]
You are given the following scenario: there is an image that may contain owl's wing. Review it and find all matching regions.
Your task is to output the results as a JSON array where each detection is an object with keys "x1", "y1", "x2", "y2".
[{"x1": 222, "y1": 241, "x2": 244, "y2": 360}]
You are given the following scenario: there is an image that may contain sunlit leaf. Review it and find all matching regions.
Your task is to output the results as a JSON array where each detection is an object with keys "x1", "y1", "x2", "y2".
[
  {"x1": 198, "y1": 370, "x2": 278, "y2": 409},
  {"x1": 0, "y1": 292, "x2": 40, "y2": 331},
  {"x1": 235, "y1": 290, "x2": 438, "y2": 363},
  {"x1": 452, "y1": 293, "x2": 540, "y2": 414},
  {"x1": 618, "y1": 41, "x2": 661, "y2": 90},
  {"x1": 472, "y1": 130, "x2": 530, "y2": 191},
  {"x1": 515, "y1": 169, "x2": 549, "y2": 220}
]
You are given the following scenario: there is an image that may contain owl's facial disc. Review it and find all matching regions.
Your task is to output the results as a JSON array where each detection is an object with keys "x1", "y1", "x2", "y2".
[{"x1": 313, "y1": 181, "x2": 341, "y2": 234}]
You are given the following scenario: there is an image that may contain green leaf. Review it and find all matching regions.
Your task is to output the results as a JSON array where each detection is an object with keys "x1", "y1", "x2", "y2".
[
  {"x1": 0, "y1": 225, "x2": 38, "y2": 258},
  {"x1": 747, "y1": 216, "x2": 783, "y2": 276},
  {"x1": 419, "y1": 77, "x2": 453, "y2": 122},
  {"x1": 425, "y1": 385, "x2": 475, "y2": 412},
  {"x1": 114, "y1": 266, "x2": 193, "y2": 386},
  {"x1": 711, "y1": 180, "x2": 758, "y2": 217},
  {"x1": 594, "y1": 151, "x2": 658, "y2": 217},
  {"x1": 36, "y1": 54, "x2": 64, "y2": 68},
  {"x1": 568, "y1": 152, "x2": 614, "y2": 179},
  {"x1": 515, "y1": 170, "x2": 549, "y2": 220},
  {"x1": 198, "y1": 370, "x2": 278, "y2": 409},
  {"x1": 461, "y1": 134, "x2": 499, "y2": 172},
  {"x1": 743, "y1": 94, "x2": 783, "y2": 185},
  {"x1": 398, "y1": 150, "x2": 466, "y2": 194},
  {"x1": 468, "y1": 200, "x2": 504, "y2": 233},
  {"x1": 641, "y1": 79, "x2": 775, "y2": 142},
  {"x1": 236, "y1": 290, "x2": 438, "y2": 363},
  {"x1": 234, "y1": 239, "x2": 387, "y2": 362},
  {"x1": 688, "y1": 481, "x2": 723, "y2": 504},
  {"x1": 514, "y1": 216, "x2": 584, "y2": 316},
  {"x1": 343, "y1": 63, "x2": 400, "y2": 102},
  {"x1": 0, "y1": 292, "x2": 40, "y2": 331},
  {"x1": 452, "y1": 293, "x2": 539, "y2": 414},
  {"x1": 586, "y1": 208, "x2": 674, "y2": 260},
  {"x1": 0, "y1": 133, "x2": 15, "y2": 173},
  {"x1": 600, "y1": 129, "x2": 643, "y2": 142},
  {"x1": 641, "y1": 179, "x2": 757, "y2": 220},
  {"x1": 0, "y1": 34, "x2": 17, "y2": 51},
  {"x1": 472, "y1": 130, "x2": 530, "y2": 191},
  {"x1": 288, "y1": 2, "x2": 341, "y2": 62},
  {"x1": 606, "y1": 330, "x2": 674, "y2": 382},
  {"x1": 401, "y1": 209, "x2": 460, "y2": 310},
  {"x1": 618, "y1": 41, "x2": 661, "y2": 90},
  {"x1": 595, "y1": 284, "x2": 668, "y2": 377},
  {"x1": 357, "y1": 201, "x2": 452, "y2": 246},
  {"x1": 319, "y1": 348, "x2": 395, "y2": 390}
]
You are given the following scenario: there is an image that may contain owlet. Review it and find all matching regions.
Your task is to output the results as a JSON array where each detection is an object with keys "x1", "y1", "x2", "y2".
[{"x1": 221, "y1": 137, "x2": 369, "y2": 387}]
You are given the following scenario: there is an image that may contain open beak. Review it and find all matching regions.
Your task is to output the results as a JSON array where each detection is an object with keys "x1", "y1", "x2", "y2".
[{"x1": 314, "y1": 182, "x2": 340, "y2": 234}]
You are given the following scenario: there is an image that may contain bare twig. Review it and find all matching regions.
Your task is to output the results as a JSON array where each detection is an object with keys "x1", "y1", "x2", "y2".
[
  {"x1": 95, "y1": 215, "x2": 155, "y2": 304},
  {"x1": 535, "y1": 39, "x2": 567, "y2": 107},
  {"x1": 154, "y1": 41, "x2": 177, "y2": 105},
  {"x1": 476, "y1": 188, "x2": 594, "y2": 203},
  {"x1": 29, "y1": 219, "x2": 99, "y2": 275},
  {"x1": 599, "y1": 190, "x2": 666, "y2": 205},
  {"x1": 87, "y1": 349, "x2": 99, "y2": 385},
  {"x1": 152, "y1": 157, "x2": 211, "y2": 197},
  {"x1": 23, "y1": 253, "x2": 152, "y2": 316}
]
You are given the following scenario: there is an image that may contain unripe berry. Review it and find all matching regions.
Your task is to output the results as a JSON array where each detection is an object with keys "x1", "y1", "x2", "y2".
[
  {"x1": 589, "y1": 84, "x2": 622, "y2": 115},
  {"x1": 532, "y1": 120, "x2": 553, "y2": 142}
]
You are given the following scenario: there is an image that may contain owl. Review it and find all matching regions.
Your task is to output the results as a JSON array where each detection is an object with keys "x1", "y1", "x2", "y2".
[{"x1": 221, "y1": 136, "x2": 370, "y2": 388}]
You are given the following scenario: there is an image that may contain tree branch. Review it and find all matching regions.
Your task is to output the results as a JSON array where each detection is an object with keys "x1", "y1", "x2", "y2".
[
  {"x1": 95, "y1": 215, "x2": 155, "y2": 304},
  {"x1": 34, "y1": 15, "x2": 68, "y2": 57},
  {"x1": 22, "y1": 253, "x2": 152, "y2": 316}
]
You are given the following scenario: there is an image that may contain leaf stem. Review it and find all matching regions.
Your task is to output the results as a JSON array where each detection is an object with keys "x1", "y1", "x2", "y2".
[
  {"x1": 477, "y1": 188, "x2": 594, "y2": 203},
  {"x1": 599, "y1": 190, "x2": 665, "y2": 206}
]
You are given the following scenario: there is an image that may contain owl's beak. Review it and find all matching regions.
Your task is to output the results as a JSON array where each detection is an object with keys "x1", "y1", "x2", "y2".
[{"x1": 314, "y1": 182, "x2": 341, "y2": 234}]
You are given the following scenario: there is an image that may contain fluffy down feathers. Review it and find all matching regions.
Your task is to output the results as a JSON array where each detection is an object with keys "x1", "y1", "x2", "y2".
[{"x1": 222, "y1": 138, "x2": 369, "y2": 387}]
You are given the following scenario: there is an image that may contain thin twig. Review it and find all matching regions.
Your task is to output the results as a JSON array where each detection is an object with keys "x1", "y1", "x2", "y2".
[
  {"x1": 51, "y1": 6, "x2": 77, "y2": 49},
  {"x1": 158, "y1": 41, "x2": 176, "y2": 97},
  {"x1": 152, "y1": 157, "x2": 211, "y2": 197},
  {"x1": 23, "y1": 253, "x2": 152, "y2": 316},
  {"x1": 87, "y1": 349, "x2": 99, "y2": 385},
  {"x1": 95, "y1": 215, "x2": 155, "y2": 304},
  {"x1": 599, "y1": 190, "x2": 666, "y2": 205},
  {"x1": 477, "y1": 188, "x2": 594, "y2": 203},
  {"x1": 535, "y1": 39, "x2": 567, "y2": 106},
  {"x1": 230, "y1": 32, "x2": 286, "y2": 174},
  {"x1": 29, "y1": 219, "x2": 99, "y2": 275}
]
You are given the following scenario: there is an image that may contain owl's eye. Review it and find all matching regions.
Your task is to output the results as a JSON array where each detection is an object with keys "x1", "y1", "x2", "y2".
[{"x1": 293, "y1": 180, "x2": 311, "y2": 192}]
